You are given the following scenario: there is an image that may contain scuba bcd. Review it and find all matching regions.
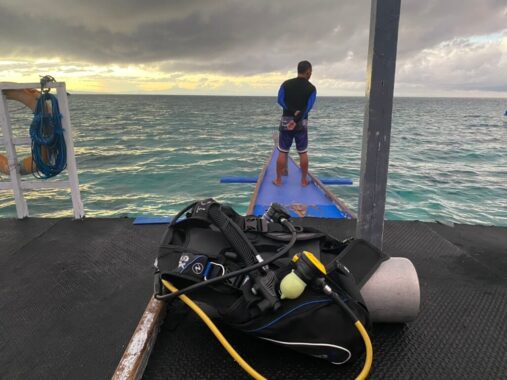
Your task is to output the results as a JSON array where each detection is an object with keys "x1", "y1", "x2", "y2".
[{"x1": 154, "y1": 199, "x2": 378, "y2": 378}]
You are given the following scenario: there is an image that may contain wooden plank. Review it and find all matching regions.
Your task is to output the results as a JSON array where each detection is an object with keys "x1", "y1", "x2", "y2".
[
  {"x1": 356, "y1": 0, "x2": 401, "y2": 249},
  {"x1": 112, "y1": 297, "x2": 166, "y2": 380},
  {"x1": 0, "y1": 93, "x2": 28, "y2": 218},
  {"x1": 56, "y1": 83, "x2": 85, "y2": 219},
  {"x1": 12, "y1": 137, "x2": 31, "y2": 145},
  {"x1": 0, "y1": 82, "x2": 61, "y2": 90},
  {"x1": 220, "y1": 176, "x2": 352, "y2": 185},
  {"x1": 307, "y1": 168, "x2": 356, "y2": 218},
  {"x1": 246, "y1": 148, "x2": 274, "y2": 215},
  {"x1": 0, "y1": 180, "x2": 70, "y2": 190}
]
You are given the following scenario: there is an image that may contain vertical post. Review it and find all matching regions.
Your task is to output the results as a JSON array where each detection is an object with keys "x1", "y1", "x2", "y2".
[
  {"x1": 56, "y1": 84, "x2": 84, "y2": 219},
  {"x1": 356, "y1": 0, "x2": 401, "y2": 249},
  {"x1": 0, "y1": 92, "x2": 29, "y2": 218}
]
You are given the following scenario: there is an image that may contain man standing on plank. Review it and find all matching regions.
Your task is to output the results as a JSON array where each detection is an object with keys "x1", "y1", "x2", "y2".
[{"x1": 274, "y1": 60, "x2": 316, "y2": 187}]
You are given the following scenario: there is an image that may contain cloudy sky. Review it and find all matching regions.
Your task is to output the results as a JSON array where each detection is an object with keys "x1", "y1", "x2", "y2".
[{"x1": 0, "y1": 0, "x2": 506, "y2": 97}]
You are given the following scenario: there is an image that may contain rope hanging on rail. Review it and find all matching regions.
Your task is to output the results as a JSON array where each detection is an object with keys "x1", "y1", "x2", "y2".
[{"x1": 29, "y1": 77, "x2": 67, "y2": 178}]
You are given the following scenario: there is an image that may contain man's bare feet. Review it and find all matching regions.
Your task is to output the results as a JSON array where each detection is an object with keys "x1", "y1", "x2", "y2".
[
  {"x1": 301, "y1": 178, "x2": 310, "y2": 187},
  {"x1": 273, "y1": 178, "x2": 282, "y2": 186}
]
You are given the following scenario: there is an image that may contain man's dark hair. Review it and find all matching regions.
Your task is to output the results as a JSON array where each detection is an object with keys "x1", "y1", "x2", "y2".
[{"x1": 297, "y1": 60, "x2": 312, "y2": 74}]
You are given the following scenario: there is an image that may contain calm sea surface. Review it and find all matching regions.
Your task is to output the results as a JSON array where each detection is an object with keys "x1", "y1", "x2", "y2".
[{"x1": 1, "y1": 95, "x2": 506, "y2": 226}]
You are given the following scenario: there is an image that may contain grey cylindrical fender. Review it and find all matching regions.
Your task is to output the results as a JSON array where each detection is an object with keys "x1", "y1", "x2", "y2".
[{"x1": 360, "y1": 257, "x2": 420, "y2": 323}]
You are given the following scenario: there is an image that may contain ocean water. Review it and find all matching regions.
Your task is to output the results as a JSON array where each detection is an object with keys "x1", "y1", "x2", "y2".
[{"x1": 1, "y1": 95, "x2": 506, "y2": 226}]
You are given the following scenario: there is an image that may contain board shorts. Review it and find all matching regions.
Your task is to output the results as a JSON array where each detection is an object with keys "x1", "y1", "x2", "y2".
[{"x1": 278, "y1": 116, "x2": 308, "y2": 154}]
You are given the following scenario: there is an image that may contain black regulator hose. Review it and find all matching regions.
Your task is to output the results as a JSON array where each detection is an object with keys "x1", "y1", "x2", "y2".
[
  {"x1": 155, "y1": 218, "x2": 297, "y2": 301},
  {"x1": 208, "y1": 204, "x2": 259, "y2": 267}
]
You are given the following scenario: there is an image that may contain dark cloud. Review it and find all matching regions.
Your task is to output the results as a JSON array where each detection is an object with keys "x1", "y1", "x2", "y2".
[
  {"x1": 398, "y1": 1, "x2": 507, "y2": 56},
  {"x1": 0, "y1": 1, "x2": 502, "y2": 68},
  {"x1": 0, "y1": 1, "x2": 367, "y2": 70},
  {"x1": 0, "y1": 0, "x2": 506, "y2": 96},
  {"x1": 395, "y1": 34, "x2": 507, "y2": 96}
]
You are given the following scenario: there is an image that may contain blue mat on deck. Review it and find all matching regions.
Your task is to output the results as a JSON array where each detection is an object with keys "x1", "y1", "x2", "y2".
[{"x1": 133, "y1": 216, "x2": 173, "y2": 225}]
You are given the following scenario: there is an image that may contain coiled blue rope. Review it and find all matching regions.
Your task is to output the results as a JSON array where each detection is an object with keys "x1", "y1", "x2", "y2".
[{"x1": 29, "y1": 92, "x2": 67, "y2": 178}]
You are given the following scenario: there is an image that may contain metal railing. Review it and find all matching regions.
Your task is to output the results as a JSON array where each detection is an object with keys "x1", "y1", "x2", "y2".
[{"x1": 0, "y1": 82, "x2": 84, "y2": 219}]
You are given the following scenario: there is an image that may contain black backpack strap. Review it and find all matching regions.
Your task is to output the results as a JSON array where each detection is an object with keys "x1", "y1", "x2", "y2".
[{"x1": 189, "y1": 198, "x2": 218, "y2": 222}]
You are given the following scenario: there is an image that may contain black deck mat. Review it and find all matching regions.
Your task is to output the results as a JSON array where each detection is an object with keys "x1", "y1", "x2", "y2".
[
  {"x1": 427, "y1": 222, "x2": 507, "y2": 281},
  {"x1": 1, "y1": 219, "x2": 505, "y2": 379},
  {"x1": 143, "y1": 220, "x2": 507, "y2": 380},
  {"x1": 0, "y1": 218, "x2": 59, "y2": 259},
  {"x1": 0, "y1": 218, "x2": 165, "y2": 379}
]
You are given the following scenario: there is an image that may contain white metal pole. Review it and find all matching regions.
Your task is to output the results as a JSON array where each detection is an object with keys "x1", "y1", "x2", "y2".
[
  {"x1": 0, "y1": 92, "x2": 29, "y2": 218},
  {"x1": 56, "y1": 83, "x2": 84, "y2": 219}
]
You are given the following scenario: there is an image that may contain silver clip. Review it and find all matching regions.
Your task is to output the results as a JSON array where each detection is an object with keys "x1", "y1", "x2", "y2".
[{"x1": 204, "y1": 262, "x2": 226, "y2": 281}]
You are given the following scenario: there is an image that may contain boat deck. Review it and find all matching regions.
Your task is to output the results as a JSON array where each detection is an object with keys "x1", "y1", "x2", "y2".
[
  {"x1": 1, "y1": 218, "x2": 506, "y2": 379},
  {"x1": 250, "y1": 148, "x2": 352, "y2": 218}
]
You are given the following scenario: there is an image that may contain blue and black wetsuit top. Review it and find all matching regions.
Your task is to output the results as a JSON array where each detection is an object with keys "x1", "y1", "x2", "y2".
[{"x1": 277, "y1": 77, "x2": 317, "y2": 123}]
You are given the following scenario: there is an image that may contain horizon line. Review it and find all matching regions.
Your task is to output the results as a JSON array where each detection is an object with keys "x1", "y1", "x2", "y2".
[{"x1": 67, "y1": 92, "x2": 507, "y2": 100}]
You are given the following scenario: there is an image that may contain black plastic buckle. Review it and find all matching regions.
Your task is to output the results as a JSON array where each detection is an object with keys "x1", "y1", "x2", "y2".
[
  {"x1": 244, "y1": 216, "x2": 269, "y2": 232},
  {"x1": 190, "y1": 198, "x2": 217, "y2": 222}
]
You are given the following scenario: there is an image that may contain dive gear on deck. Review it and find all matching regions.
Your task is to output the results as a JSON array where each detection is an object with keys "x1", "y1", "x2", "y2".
[{"x1": 154, "y1": 199, "x2": 385, "y2": 377}]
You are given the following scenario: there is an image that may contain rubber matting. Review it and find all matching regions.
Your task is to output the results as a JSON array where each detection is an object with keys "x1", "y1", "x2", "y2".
[
  {"x1": 0, "y1": 218, "x2": 166, "y2": 379},
  {"x1": 143, "y1": 219, "x2": 507, "y2": 380},
  {"x1": 0, "y1": 218, "x2": 58, "y2": 259},
  {"x1": 0, "y1": 218, "x2": 505, "y2": 379}
]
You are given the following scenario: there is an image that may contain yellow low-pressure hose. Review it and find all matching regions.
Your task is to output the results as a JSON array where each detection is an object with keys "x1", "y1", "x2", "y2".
[
  {"x1": 161, "y1": 279, "x2": 267, "y2": 380},
  {"x1": 162, "y1": 278, "x2": 373, "y2": 380},
  {"x1": 354, "y1": 321, "x2": 373, "y2": 380}
]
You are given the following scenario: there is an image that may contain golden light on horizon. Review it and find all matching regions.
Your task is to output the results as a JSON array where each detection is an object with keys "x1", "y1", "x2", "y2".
[
  {"x1": 0, "y1": 56, "x2": 288, "y2": 95},
  {"x1": 2, "y1": 31, "x2": 505, "y2": 97}
]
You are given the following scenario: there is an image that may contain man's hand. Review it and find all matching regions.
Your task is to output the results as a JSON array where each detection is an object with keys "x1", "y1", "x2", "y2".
[
  {"x1": 287, "y1": 110, "x2": 301, "y2": 130},
  {"x1": 293, "y1": 110, "x2": 302, "y2": 123},
  {"x1": 287, "y1": 120, "x2": 296, "y2": 130}
]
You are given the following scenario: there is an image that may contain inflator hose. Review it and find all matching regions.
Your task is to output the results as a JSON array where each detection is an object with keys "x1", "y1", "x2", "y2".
[
  {"x1": 325, "y1": 286, "x2": 373, "y2": 380},
  {"x1": 354, "y1": 321, "x2": 373, "y2": 380},
  {"x1": 161, "y1": 278, "x2": 373, "y2": 380},
  {"x1": 162, "y1": 279, "x2": 267, "y2": 380}
]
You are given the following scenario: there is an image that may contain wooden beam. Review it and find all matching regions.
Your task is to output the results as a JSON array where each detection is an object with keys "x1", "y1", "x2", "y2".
[
  {"x1": 356, "y1": 0, "x2": 401, "y2": 249},
  {"x1": 112, "y1": 297, "x2": 166, "y2": 380},
  {"x1": 0, "y1": 92, "x2": 28, "y2": 218},
  {"x1": 0, "y1": 180, "x2": 71, "y2": 190},
  {"x1": 12, "y1": 137, "x2": 31, "y2": 145},
  {"x1": 246, "y1": 149, "x2": 272, "y2": 215},
  {"x1": 56, "y1": 83, "x2": 85, "y2": 219},
  {"x1": 0, "y1": 82, "x2": 61, "y2": 90},
  {"x1": 308, "y1": 169, "x2": 356, "y2": 218},
  {"x1": 220, "y1": 176, "x2": 353, "y2": 185}
]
